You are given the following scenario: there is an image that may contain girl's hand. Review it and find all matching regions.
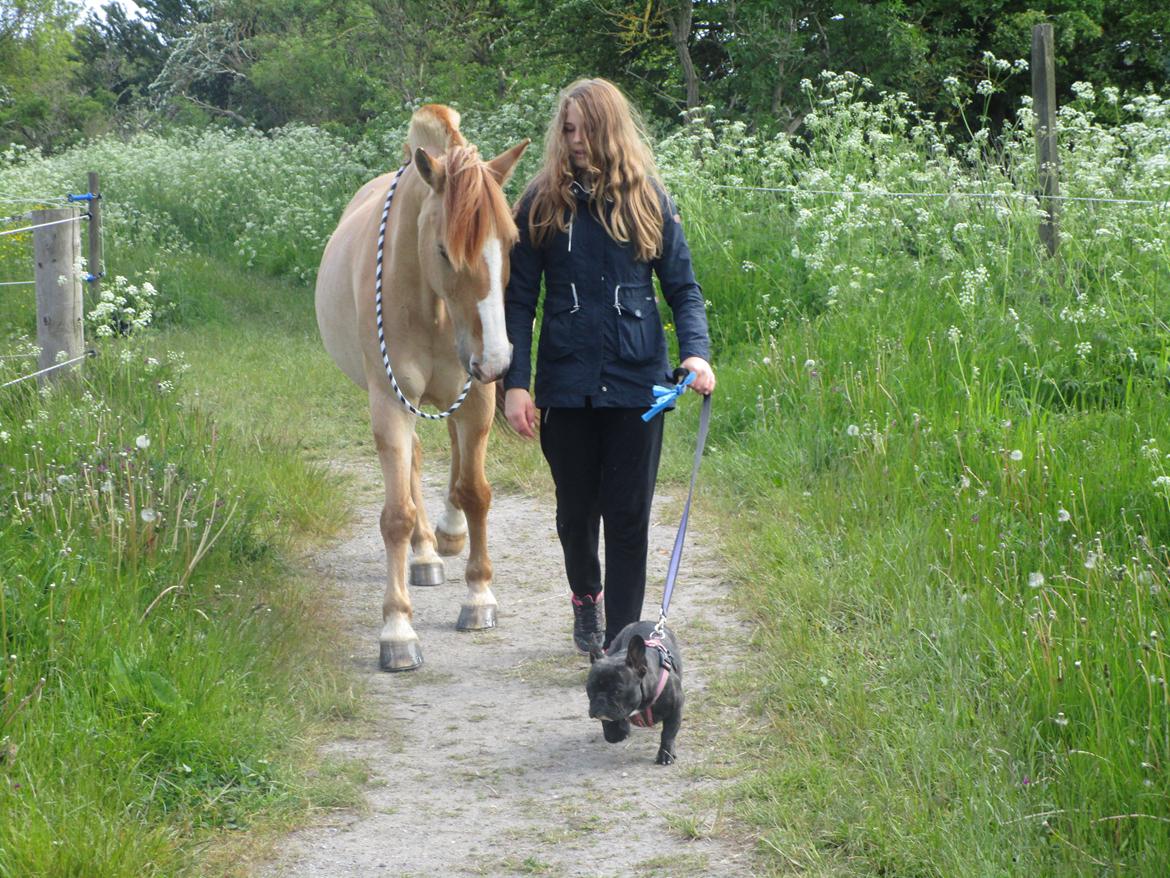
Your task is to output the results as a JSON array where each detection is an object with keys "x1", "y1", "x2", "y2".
[
  {"x1": 679, "y1": 356, "x2": 715, "y2": 395},
  {"x1": 505, "y1": 387, "x2": 537, "y2": 438}
]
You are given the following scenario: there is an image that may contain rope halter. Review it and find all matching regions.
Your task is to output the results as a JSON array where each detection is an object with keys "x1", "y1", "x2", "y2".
[{"x1": 375, "y1": 161, "x2": 473, "y2": 420}]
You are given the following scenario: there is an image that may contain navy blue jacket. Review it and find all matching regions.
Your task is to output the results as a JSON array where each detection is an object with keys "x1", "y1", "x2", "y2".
[{"x1": 504, "y1": 180, "x2": 710, "y2": 408}]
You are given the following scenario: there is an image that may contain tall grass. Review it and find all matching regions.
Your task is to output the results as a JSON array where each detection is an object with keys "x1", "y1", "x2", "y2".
[
  {"x1": 0, "y1": 242, "x2": 365, "y2": 874},
  {"x1": 656, "y1": 66, "x2": 1170, "y2": 873}
]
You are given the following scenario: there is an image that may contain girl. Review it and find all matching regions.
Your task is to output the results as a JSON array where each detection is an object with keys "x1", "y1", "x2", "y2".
[{"x1": 504, "y1": 78, "x2": 714, "y2": 654}]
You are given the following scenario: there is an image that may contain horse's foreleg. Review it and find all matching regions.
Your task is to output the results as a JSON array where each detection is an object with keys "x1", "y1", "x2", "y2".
[
  {"x1": 453, "y1": 385, "x2": 496, "y2": 631},
  {"x1": 408, "y1": 433, "x2": 445, "y2": 587},
  {"x1": 435, "y1": 419, "x2": 468, "y2": 557},
  {"x1": 371, "y1": 394, "x2": 423, "y2": 671}
]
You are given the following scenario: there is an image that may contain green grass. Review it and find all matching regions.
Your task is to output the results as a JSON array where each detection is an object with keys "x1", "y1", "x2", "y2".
[
  {"x1": 0, "y1": 240, "x2": 369, "y2": 876},
  {"x1": 663, "y1": 85, "x2": 1170, "y2": 873}
]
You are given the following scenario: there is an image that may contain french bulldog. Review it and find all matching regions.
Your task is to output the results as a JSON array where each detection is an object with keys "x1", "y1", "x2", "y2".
[{"x1": 585, "y1": 621, "x2": 684, "y2": 765}]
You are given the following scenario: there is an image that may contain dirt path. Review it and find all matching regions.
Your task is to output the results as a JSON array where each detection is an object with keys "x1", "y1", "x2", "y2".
[{"x1": 260, "y1": 459, "x2": 759, "y2": 878}]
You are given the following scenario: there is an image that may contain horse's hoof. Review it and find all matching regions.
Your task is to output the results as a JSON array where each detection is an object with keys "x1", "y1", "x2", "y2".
[
  {"x1": 379, "y1": 639, "x2": 423, "y2": 672},
  {"x1": 435, "y1": 529, "x2": 466, "y2": 557},
  {"x1": 409, "y1": 560, "x2": 445, "y2": 587},
  {"x1": 456, "y1": 604, "x2": 497, "y2": 631}
]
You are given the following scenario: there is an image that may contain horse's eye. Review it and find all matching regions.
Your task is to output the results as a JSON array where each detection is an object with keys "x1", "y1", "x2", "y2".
[{"x1": 438, "y1": 244, "x2": 450, "y2": 263}]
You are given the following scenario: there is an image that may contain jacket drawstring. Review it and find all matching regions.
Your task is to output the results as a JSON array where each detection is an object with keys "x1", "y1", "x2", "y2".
[
  {"x1": 613, "y1": 283, "x2": 623, "y2": 315},
  {"x1": 570, "y1": 282, "x2": 580, "y2": 313}
]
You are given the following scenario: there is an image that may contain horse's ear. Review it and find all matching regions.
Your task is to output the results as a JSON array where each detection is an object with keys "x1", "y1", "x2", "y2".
[
  {"x1": 486, "y1": 139, "x2": 530, "y2": 186},
  {"x1": 415, "y1": 148, "x2": 445, "y2": 193}
]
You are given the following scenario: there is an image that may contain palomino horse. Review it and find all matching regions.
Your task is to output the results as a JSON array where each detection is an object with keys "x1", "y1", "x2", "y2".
[{"x1": 316, "y1": 105, "x2": 528, "y2": 670}]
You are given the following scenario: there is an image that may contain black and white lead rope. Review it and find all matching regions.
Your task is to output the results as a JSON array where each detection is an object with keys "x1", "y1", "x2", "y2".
[{"x1": 375, "y1": 161, "x2": 472, "y2": 421}]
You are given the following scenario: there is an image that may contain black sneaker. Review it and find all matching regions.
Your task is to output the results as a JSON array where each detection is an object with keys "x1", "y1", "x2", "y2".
[{"x1": 571, "y1": 591, "x2": 604, "y2": 655}]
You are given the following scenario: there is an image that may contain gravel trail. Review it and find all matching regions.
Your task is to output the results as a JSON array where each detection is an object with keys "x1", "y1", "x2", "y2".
[{"x1": 260, "y1": 457, "x2": 760, "y2": 878}]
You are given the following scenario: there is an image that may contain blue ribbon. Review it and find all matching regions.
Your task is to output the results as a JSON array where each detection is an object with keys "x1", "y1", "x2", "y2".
[{"x1": 641, "y1": 370, "x2": 695, "y2": 422}]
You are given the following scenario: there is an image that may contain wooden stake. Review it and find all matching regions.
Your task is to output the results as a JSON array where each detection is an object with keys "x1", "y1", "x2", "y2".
[
  {"x1": 87, "y1": 171, "x2": 103, "y2": 299},
  {"x1": 1032, "y1": 24, "x2": 1060, "y2": 257},
  {"x1": 32, "y1": 207, "x2": 84, "y2": 383}
]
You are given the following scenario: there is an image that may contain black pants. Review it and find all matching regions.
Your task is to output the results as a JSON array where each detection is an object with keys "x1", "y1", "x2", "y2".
[{"x1": 540, "y1": 405, "x2": 665, "y2": 646}]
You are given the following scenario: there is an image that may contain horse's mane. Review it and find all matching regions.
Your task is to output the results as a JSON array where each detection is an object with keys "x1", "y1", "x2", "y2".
[{"x1": 444, "y1": 145, "x2": 519, "y2": 271}]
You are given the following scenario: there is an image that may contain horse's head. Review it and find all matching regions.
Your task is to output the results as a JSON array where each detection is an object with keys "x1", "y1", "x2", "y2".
[{"x1": 415, "y1": 140, "x2": 529, "y2": 383}]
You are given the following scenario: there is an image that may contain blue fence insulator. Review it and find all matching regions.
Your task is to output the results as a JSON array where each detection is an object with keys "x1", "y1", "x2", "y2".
[{"x1": 66, "y1": 193, "x2": 98, "y2": 203}]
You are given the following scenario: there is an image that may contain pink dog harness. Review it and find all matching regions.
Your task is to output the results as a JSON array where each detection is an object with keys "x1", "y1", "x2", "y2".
[{"x1": 628, "y1": 638, "x2": 674, "y2": 728}]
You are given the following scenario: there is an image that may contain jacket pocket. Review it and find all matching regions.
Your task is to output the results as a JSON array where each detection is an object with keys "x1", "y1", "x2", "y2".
[
  {"x1": 540, "y1": 298, "x2": 580, "y2": 361},
  {"x1": 615, "y1": 284, "x2": 661, "y2": 365}
]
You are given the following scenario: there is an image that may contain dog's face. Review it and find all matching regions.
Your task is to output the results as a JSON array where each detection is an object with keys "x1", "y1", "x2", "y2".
[{"x1": 586, "y1": 635, "x2": 649, "y2": 722}]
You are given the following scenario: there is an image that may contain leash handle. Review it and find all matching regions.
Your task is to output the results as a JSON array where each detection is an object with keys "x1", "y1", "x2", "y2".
[
  {"x1": 655, "y1": 386, "x2": 712, "y2": 635},
  {"x1": 641, "y1": 370, "x2": 695, "y2": 422}
]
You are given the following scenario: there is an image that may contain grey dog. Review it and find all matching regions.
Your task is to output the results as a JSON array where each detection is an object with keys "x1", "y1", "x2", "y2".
[{"x1": 585, "y1": 621, "x2": 684, "y2": 765}]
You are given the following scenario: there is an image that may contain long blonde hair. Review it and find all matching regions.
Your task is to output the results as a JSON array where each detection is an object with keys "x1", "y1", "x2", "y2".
[{"x1": 524, "y1": 79, "x2": 663, "y2": 263}]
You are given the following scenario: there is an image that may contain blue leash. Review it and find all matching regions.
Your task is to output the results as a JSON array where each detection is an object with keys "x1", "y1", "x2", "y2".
[{"x1": 643, "y1": 369, "x2": 713, "y2": 635}]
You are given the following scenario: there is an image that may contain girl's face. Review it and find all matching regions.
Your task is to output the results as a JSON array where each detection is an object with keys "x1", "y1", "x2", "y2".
[{"x1": 563, "y1": 102, "x2": 589, "y2": 170}]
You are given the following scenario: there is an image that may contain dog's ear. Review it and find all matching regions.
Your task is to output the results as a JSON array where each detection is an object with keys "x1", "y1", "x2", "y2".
[{"x1": 626, "y1": 636, "x2": 648, "y2": 675}]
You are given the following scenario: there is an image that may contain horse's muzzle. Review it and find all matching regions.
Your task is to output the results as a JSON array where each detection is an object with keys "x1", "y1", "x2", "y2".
[{"x1": 469, "y1": 344, "x2": 512, "y2": 384}]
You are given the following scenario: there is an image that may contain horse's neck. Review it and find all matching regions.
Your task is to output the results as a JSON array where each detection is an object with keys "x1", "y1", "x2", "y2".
[{"x1": 388, "y1": 178, "x2": 448, "y2": 327}]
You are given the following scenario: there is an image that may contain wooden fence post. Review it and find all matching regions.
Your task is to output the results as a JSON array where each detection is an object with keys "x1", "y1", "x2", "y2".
[
  {"x1": 87, "y1": 171, "x2": 103, "y2": 299},
  {"x1": 32, "y1": 207, "x2": 84, "y2": 383},
  {"x1": 1032, "y1": 23, "x2": 1060, "y2": 257}
]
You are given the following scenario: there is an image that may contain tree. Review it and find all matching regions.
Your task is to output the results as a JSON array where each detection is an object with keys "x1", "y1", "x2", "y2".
[{"x1": 0, "y1": 0, "x2": 105, "y2": 151}]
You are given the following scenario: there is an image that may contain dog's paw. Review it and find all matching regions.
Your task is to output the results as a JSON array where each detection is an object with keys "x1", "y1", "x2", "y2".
[{"x1": 655, "y1": 747, "x2": 676, "y2": 765}]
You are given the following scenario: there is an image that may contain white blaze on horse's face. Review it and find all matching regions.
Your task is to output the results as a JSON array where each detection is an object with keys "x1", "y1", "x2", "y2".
[
  {"x1": 414, "y1": 141, "x2": 528, "y2": 385},
  {"x1": 474, "y1": 237, "x2": 512, "y2": 383}
]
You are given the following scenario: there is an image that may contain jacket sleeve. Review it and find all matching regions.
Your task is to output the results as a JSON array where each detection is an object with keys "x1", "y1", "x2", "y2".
[
  {"x1": 653, "y1": 191, "x2": 710, "y2": 363},
  {"x1": 504, "y1": 197, "x2": 542, "y2": 391}
]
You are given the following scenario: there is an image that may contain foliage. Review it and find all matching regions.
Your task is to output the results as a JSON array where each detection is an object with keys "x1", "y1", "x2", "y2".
[
  {"x1": 87, "y1": 273, "x2": 163, "y2": 337},
  {"x1": 0, "y1": 0, "x2": 105, "y2": 151},
  {"x1": 3, "y1": 1, "x2": 1169, "y2": 153}
]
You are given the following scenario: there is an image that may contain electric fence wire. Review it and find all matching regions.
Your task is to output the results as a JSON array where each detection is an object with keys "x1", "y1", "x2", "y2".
[
  {"x1": 1, "y1": 351, "x2": 96, "y2": 389},
  {"x1": 710, "y1": 183, "x2": 1170, "y2": 207},
  {"x1": 0, "y1": 214, "x2": 86, "y2": 238}
]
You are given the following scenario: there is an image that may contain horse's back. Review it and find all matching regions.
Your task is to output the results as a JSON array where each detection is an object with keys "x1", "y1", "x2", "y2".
[{"x1": 316, "y1": 173, "x2": 396, "y2": 390}]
